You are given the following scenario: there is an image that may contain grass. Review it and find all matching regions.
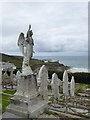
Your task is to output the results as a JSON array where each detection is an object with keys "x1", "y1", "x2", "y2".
[
  {"x1": 44, "y1": 109, "x2": 59, "y2": 116},
  {"x1": 85, "y1": 84, "x2": 90, "y2": 89},
  {"x1": 2, "y1": 89, "x2": 16, "y2": 113},
  {"x1": 44, "y1": 109, "x2": 67, "y2": 118},
  {"x1": 2, "y1": 94, "x2": 11, "y2": 113},
  {"x1": 78, "y1": 86, "x2": 83, "y2": 93},
  {"x1": 49, "y1": 96, "x2": 53, "y2": 101},
  {"x1": 0, "y1": 94, "x2": 2, "y2": 103},
  {"x1": 3, "y1": 90, "x2": 16, "y2": 95},
  {"x1": 0, "y1": 94, "x2": 2, "y2": 115},
  {"x1": 60, "y1": 96, "x2": 63, "y2": 99}
]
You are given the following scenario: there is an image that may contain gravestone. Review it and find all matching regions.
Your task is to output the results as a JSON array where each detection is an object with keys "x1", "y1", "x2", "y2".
[
  {"x1": 4, "y1": 25, "x2": 48, "y2": 118},
  {"x1": 70, "y1": 76, "x2": 75, "y2": 97},
  {"x1": 38, "y1": 65, "x2": 48, "y2": 101},
  {"x1": 63, "y1": 70, "x2": 69, "y2": 97},
  {"x1": 51, "y1": 73, "x2": 59, "y2": 103},
  {"x1": 15, "y1": 70, "x2": 21, "y2": 80}
]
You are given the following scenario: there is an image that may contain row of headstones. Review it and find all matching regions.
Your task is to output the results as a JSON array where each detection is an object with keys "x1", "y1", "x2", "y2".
[
  {"x1": 51, "y1": 70, "x2": 75, "y2": 101},
  {"x1": 37, "y1": 65, "x2": 75, "y2": 101}
]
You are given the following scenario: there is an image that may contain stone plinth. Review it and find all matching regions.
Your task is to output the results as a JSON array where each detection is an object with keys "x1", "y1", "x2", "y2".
[
  {"x1": 15, "y1": 74, "x2": 38, "y2": 100},
  {"x1": 5, "y1": 73, "x2": 48, "y2": 118}
]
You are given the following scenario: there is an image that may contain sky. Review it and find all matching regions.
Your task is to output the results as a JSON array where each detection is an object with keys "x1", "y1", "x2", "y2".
[{"x1": 1, "y1": 2, "x2": 88, "y2": 56}]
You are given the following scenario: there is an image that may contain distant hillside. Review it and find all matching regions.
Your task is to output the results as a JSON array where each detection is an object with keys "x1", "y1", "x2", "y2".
[
  {"x1": 0, "y1": 53, "x2": 70, "y2": 71},
  {"x1": 1, "y1": 53, "x2": 22, "y2": 69}
]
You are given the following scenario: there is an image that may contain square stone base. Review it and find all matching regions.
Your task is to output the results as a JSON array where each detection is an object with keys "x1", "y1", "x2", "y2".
[{"x1": 5, "y1": 96, "x2": 48, "y2": 118}]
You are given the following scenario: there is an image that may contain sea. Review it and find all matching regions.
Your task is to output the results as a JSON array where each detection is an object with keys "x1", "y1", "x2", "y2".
[{"x1": 33, "y1": 56, "x2": 88, "y2": 73}]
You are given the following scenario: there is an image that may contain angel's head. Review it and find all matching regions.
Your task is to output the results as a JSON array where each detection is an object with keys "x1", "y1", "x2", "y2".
[{"x1": 19, "y1": 32, "x2": 24, "y2": 39}]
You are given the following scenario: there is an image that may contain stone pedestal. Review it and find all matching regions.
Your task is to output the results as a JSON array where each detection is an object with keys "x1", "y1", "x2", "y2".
[
  {"x1": 5, "y1": 73, "x2": 48, "y2": 118},
  {"x1": 14, "y1": 74, "x2": 38, "y2": 100}
]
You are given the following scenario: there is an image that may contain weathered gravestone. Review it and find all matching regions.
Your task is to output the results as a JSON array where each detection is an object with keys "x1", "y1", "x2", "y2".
[
  {"x1": 63, "y1": 70, "x2": 69, "y2": 98},
  {"x1": 51, "y1": 73, "x2": 60, "y2": 103},
  {"x1": 38, "y1": 65, "x2": 48, "y2": 101},
  {"x1": 70, "y1": 76, "x2": 75, "y2": 97}
]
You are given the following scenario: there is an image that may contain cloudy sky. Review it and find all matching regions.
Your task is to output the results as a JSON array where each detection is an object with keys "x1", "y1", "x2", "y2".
[{"x1": 1, "y1": 2, "x2": 88, "y2": 56}]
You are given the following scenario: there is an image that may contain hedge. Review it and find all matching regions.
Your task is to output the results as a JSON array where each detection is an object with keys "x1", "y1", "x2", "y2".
[{"x1": 48, "y1": 70, "x2": 90, "y2": 84}]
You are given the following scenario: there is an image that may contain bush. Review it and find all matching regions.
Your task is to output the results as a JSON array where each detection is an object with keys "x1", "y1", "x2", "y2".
[{"x1": 48, "y1": 70, "x2": 90, "y2": 84}]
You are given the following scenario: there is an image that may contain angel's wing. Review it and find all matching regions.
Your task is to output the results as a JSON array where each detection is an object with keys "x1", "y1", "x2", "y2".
[
  {"x1": 18, "y1": 32, "x2": 25, "y2": 55},
  {"x1": 18, "y1": 32, "x2": 25, "y2": 46}
]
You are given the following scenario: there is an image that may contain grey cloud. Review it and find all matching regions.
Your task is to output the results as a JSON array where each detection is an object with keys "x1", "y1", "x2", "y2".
[{"x1": 1, "y1": 2, "x2": 88, "y2": 56}]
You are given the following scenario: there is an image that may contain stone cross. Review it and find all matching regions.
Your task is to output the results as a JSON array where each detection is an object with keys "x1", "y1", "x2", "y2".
[
  {"x1": 51, "y1": 73, "x2": 59, "y2": 103},
  {"x1": 38, "y1": 65, "x2": 48, "y2": 101},
  {"x1": 63, "y1": 70, "x2": 69, "y2": 97},
  {"x1": 70, "y1": 76, "x2": 75, "y2": 97}
]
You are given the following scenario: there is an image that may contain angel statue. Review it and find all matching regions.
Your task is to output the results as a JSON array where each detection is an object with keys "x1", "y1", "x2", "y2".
[{"x1": 18, "y1": 25, "x2": 34, "y2": 75}]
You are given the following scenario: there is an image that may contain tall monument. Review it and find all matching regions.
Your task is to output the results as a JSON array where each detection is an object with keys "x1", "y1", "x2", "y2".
[
  {"x1": 18, "y1": 25, "x2": 34, "y2": 75},
  {"x1": 5, "y1": 25, "x2": 48, "y2": 118}
]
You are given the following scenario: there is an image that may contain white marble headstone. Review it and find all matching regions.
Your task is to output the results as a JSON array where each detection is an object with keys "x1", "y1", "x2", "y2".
[
  {"x1": 51, "y1": 73, "x2": 59, "y2": 101},
  {"x1": 38, "y1": 65, "x2": 48, "y2": 101},
  {"x1": 70, "y1": 76, "x2": 75, "y2": 97},
  {"x1": 63, "y1": 70, "x2": 68, "y2": 96}
]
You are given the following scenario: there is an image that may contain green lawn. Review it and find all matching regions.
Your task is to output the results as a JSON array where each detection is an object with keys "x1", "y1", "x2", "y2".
[
  {"x1": 0, "y1": 94, "x2": 2, "y2": 115},
  {"x1": 3, "y1": 90, "x2": 16, "y2": 95},
  {"x1": 2, "y1": 90, "x2": 16, "y2": 113},
  {"x1": 0, "y1": 94, "x2": 2, "y2": 103},
  {"x1": 2, "y1": 94, "x2": 11, "y2": 113}
]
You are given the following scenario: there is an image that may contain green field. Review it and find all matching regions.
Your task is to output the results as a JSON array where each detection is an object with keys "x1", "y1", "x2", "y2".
[
  {"x1": 0, "y1": 94, "x2": 2, "y2": 103},
  {"x1": 2, "y1": 90, "x2": 16, "y2": 113},
  {"x1": 2, "y1": 94, "x2": 11, "y2": 113},
  {"x1": 3, "y1": 90, "x2": 16, "y2": 95}
]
